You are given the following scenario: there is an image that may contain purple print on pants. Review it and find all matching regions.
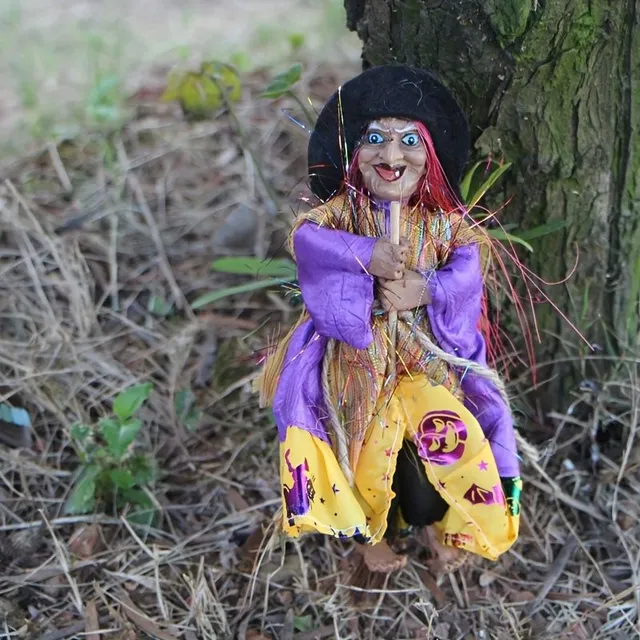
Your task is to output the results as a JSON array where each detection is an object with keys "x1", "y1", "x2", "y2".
[
  {"x1": 283, "y1": 449, "x2": 315, "y2": 523},
  {"x1": 463, "y1": 483, "x2": 506, "y2": 507},
  {"x1": 415, "y1": 409, "x2": 468, "y2": 465}
]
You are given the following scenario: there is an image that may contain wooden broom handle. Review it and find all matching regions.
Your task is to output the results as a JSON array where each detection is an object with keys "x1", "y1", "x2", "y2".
[{"x1": 388, "y1": 201, "x2": 401, "y2": 373}]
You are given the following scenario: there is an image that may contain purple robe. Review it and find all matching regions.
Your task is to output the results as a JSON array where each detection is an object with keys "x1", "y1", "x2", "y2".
[{"x1": 273, "y1": 220, "x2": 519, "y2": 478}]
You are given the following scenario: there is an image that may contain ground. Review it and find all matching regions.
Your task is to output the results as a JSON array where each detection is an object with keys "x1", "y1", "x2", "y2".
[{"x1": 0, "y1": 2, "x2": 639, "y2": 639}]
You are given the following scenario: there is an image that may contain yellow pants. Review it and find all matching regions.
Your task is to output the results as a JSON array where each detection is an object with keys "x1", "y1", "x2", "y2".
[{"x1": 279, "y1": 374, "x2": 521, "y2": 560}]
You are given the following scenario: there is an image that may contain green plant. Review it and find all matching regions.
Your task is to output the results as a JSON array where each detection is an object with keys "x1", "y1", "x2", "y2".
[
  {"x1": 85, "y1": 72, "x2": 127, "y2": 128},
  {"x1": 461, "y1": 159, "x2": 567, "y2": 251},
  {"x1": 261, "y1": 62, "x2": 315, "y2": 125},
  {"x1": 161, "y1": 60, "x2": 242, "y2": 117},
  {"x1": 64, "y1": 383, "x2": 157, "y2": 525},
  {"x1": 174, "y1": 388, "x2": 202, "y2": 432},
  {"x1": 191, "y1": 256, "x2": 298, "y2": 308}
]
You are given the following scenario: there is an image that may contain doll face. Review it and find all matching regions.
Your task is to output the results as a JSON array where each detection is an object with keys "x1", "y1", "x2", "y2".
[{"x1": 357, "y1": 118, "x2": 426, "y2": 201}]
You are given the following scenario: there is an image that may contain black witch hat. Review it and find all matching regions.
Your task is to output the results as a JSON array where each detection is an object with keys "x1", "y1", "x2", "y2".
[{"x1": 308, "y1": 64, "x2": 469, "y2": 202}]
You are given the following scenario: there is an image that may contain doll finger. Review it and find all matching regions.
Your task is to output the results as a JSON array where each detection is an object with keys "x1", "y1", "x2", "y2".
[{"x1": 394, "y1": 245, "x2": 408, "y2": 260}]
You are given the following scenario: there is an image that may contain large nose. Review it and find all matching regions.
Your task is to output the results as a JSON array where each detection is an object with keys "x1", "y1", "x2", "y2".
[{"x1": 380, "y1": 137, "x2": 404, "y2": 165}]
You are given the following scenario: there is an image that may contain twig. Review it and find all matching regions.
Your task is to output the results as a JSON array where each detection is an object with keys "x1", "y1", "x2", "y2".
[
  {"x1": 41, "y1": 616, "x2": 112, "y2": 640},
  {"x1": 0, "y1": 515, "x2": 122, "y2": 532},
  {"x1": 41, "y1": 510, "x2": 84, "y2": 615},
  {"x1": 526, "y1": 536, "x2": 578, "y2": 614},
  {"x1": 524, "y1": 465, "x2": 608, "y2": 522},
  {"x1": 115, "y1": 140, "x2": 192, "y2": 315},
  {"x1": 216, "y1": 83, "x2": 281, "y2": 211},
  {"x1": 47, "y1": 142, "x2": 73, "y2": 193}
]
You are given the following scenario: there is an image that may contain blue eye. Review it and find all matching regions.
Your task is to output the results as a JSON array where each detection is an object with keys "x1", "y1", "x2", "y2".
[
  {"x1": 402, "y1": 132, "x2": 420, "y2": 147},
  {"x1": 366, "y1": 131, "x2": 384, "y2": 144}
]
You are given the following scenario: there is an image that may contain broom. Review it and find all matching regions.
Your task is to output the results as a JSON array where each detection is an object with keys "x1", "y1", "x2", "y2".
[{"x1": 387, "y1": 200, "x2": 401, "y2": 375}]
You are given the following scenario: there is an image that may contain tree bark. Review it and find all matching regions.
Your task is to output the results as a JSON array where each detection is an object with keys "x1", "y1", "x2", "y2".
[{"x1": 345, "y1": 0, "x2": 640, "y2": 405}]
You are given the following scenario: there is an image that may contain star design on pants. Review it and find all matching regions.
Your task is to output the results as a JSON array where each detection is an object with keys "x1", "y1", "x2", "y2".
[{"x1": 478, "y1": 460, "x2": 488, "y2": 471}]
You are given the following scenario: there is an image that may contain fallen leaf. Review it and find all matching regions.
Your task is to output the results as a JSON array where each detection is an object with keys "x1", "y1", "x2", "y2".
[
  {"x1": 508, "y1": 590, "x2": 535, "y2": 603},
  {"x1": 69, "y1": 524, "x2": 102, "y2": 558},
  {"x1": 85, "y1": 600, "x2": 100, "y2": 640},
  {"x1": 434, "y1": 622, "x2": 451, "y2": 639},
  {"x1": 415, "y1": 568, "x2": 447, "y2": 607},
  {"x1": 617, "y1": 511, "x2": 635, "y2": 530},
  {"x1": 239, "y1": 527, "x2": 266, "y2": 571},
  {"x1": 246, "y1": 630, "x2": 272, "y2": 640},
  {"x1": 276, "y1": 590, "x2": 294, "y2": 605},
  {"x1": 295, "y1": 627, "x2": 336, "y2": 640},
  {"x1": 478, "y1": 571, "x2": 497, "y2": 588},
  {"x1": 227, "y1": 488, "x2": 250, "y2": 511},
  {"x1": 196, "y1": 312, "x2": 258, "y2": 331},
  {"x1": 43, "y1": 575, "x2": 65, "y2": 598},
  {"x1": 118, "y1": 591, "x2": 178, "y2": 640}
]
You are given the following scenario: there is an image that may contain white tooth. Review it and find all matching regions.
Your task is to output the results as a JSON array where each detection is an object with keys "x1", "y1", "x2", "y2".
[{"x1": 395, "y1": 170, "x2": 401, "y2": 178}]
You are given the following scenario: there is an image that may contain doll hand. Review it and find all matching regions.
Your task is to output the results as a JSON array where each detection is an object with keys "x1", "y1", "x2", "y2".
[
  {"x1": 369, "y1": 238, "x2": 408, "y2": 280},
  {"x1": 378, "y1": 270, "x2": 431, "y2": 312}
]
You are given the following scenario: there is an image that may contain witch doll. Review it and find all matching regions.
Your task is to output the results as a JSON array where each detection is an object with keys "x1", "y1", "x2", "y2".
[{"x1": 258, "y1": 65, "x2": 522, "y2": 573}]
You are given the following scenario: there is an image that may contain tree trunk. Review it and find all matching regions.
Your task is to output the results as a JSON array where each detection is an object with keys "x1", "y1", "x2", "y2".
[{"x1": 345, "y1": 0, "x2": 640, "y2": 406}]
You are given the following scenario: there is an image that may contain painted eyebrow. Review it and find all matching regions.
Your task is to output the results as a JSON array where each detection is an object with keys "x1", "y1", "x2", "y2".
[{"x1": 367, "y1": 123, "x2": 419, "y2": 134}]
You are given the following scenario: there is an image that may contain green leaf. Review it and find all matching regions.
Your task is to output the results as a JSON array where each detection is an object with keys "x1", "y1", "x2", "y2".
[
  {"x1": 109, "y1": 469, "x2": 135, "y2": 490},
  {"x1": 486, "y1": 228, "x2": 534, "y2": 252},
  {"x1": 113, "y1": 383, "x2": 153, "y2": 421},
  {"x1": 127, "y1": 507, "x2": 156, "y2": 527},
  {"x1": 121, "y1": 488, "x2": 156, "y2": 526},
  {"x1": 70, "y1": 423, "x2": 91, "y2": 443},
  {"x1": 293, "y1": 615, "x2": 314, "y2": 632},
  {"x1": 130, "y1": 454, "x2": 157, "y2": 485},
  {"x1": 262, "y1": 63, "x2": 303, "y2": 99},
  {"x1": 191, "y1": 278, "x2": 288, "y2": 309},
  {"x1": 147, "y1": 294, "x2": 173, "y2": 317},
  {"x1": 174, "y1": 388, "x2": 195, "y2": 416},
  {"x1": 163, "y1": 72, "x2": 222, "y2": 113},
  {"x1": 513, "y1": 220, "x2": 568, "y2": 241},
  {"x1": 201, "y1": 61, "x2": 242, "y2": 102},
  {"x1": 211, "y1": 256, "x2": 297, "y2": 279},
  {"x1": 100, "y1": 417, "x2": 143, "y2": 460},
  {"x1": 161, "y1": 68, "x2": 185, "y2": 102},
  {"x1": 467, "y1": 162, "x2": 512, "y2": 210},
  {"x1": 289, "y1": 33, "x2": 305, "y2": 51},
  {"x1": 122, "y1": 488, "x2": 153, "y2": 509},
  {"x1": 64, "y1": 464, "x2": 100, "y2": 514},
  {"x1": 459, "y1": 160, "x2": 483, "y2": 203},
  {"x1": 174, "y1": 389, "x2": 201, "y2": 432},
  {"x1": 161, "y1": 61, "x2": 241, "y2": 114}
]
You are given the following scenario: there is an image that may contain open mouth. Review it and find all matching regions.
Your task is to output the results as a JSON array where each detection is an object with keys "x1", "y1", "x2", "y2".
[{"x1": 374, "y1": 163, "x2": 406, "y2": 182}]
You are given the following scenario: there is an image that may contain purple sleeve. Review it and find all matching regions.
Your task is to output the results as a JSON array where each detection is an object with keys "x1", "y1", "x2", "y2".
[
  {"x1": 426, "y1": 245, "x2": 520, "y2": 478},
  {"x1": 293, "y1": 222, "x2": 377, "y2": 350}
]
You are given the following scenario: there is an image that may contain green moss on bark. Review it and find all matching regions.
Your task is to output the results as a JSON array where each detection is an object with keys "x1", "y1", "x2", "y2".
[{"x1": 484, "y1": 0, "x2": 532, "y2": 44}]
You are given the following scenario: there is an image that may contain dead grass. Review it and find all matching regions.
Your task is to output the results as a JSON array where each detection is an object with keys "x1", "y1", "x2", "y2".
[{"x1": 0, "y1": 63, "x2": 639, "y2": 640}]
